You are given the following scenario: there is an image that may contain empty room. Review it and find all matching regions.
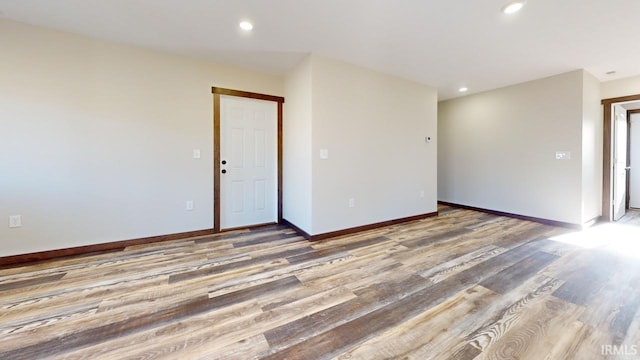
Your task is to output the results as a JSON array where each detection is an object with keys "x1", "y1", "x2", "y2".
[{"x1": 2, "y1": 1, "x2": 640, "y2": 359}]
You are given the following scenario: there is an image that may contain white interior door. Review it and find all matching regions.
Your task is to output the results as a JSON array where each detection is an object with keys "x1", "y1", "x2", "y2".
[
  {"x1": 631, "y1": 114, "x2": 640, "y2": 209},
  {"x1": 220, "y1": 95, "x2": 277, "y2": 229},
  {"x1": 613, "y1": 105, "x2": 628, "y2": 220}
]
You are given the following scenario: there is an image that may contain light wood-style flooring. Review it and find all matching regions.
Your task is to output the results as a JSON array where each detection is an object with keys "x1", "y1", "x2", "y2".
[{"x1": 1, "y1": 206, "x2": 640, "y2": 359}]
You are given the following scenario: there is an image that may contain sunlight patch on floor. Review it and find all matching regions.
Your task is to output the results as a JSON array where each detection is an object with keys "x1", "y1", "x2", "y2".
[{"x1": 550, "y1": 222, "x2": 640, "y2": 259}]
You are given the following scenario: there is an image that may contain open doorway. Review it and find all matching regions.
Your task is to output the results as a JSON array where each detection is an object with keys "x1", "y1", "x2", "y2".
[{"x1": 602, "y1": 95, "x2": 640, "y2": 221}]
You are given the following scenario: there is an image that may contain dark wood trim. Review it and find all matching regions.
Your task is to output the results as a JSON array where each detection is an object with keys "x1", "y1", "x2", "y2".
[
  {"x1": 601, "y1": 95, "x2": 640, "y2": 105},
  {"x1": 582, "y1": 215, "x2": 602, "y2": 228},
  {"x1": 438, "y1": 201, "x2": 591, "y2": 229},
  {"x1": 0, "y1": 228, "x2": 214, "y2": 268},
  {"x1": 212, "y1": 87, "x2": 284, "y2": 104},
  {"x1": 212, "y1": 87, "x2": 284, "y2": 233},
  {"x1": 281, "y1": 219, "x2": 312, "y2": 240},
  {"x1": 213, "y1": 93, "x2": 221, "y2": 233},
  {"x1": 601, "y1": 95, "x2": 640, "y2": 221},
  {"x1": 311, "y1": 212, "x2": 439, "y2": 241},
  {"x1": 284, "y1": 212, "x2": 439, "y2": 242}
]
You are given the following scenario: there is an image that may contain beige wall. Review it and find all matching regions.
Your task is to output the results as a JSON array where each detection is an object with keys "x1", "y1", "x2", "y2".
[
  {"x1": 307, "y1": 55, "x2": 438, "y2": 234},
  {"x1": 283, "y1": 57, "x2": 313, "y2": 233},
  {"x1": 10, "y1": 17, "x2": 636, "y2": 255},
  {"x1": 439, "y1": 70, "x2": 589, "y2": 225},
  {"x1": 581, "y1": 71, "x2": 603, "y2": 222},
  {"x1": 601, "y1": 75, "x2": 640, "y2": 99},
  {"x1": 0, "y1": 19, "x2": 283, "y2": 256}
]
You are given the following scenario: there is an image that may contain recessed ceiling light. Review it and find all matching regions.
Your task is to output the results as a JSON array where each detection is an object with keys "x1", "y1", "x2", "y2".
[
  {"x1": 459, "y1": 87, "x2": 468, "y2": 93},
  {"x1": 502, "y1": 1, "x2": 525, "y2": 14},
  {"x1": 239, "y1": 21, "x2": 253, "y2": 31}
]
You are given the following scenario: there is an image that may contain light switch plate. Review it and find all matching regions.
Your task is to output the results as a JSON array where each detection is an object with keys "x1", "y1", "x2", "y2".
[
  {"x1": 9, "y1": 215, "x2": 21, "y2": 228},
  {"x1": 320, "y1": 149, "x2": 329, "y2": 160},
  {"x1": 193, "y1": 149, "x2": 201, "y2": 159},
  {"x1": 555, "y1": 151, "x2": 571, "y2": 160}
]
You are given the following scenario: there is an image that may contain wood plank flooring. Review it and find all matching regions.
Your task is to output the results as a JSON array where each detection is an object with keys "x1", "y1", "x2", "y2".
[{"x1": 1, "y1": 206, "x2": 640, "y2": 359}]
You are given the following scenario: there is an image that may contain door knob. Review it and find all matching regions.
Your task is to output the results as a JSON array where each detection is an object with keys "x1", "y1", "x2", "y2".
[
  {"x1": 221, "y1": 160, "x2": 227, "y2": 165},
  {"x1": 221, "y1": 169, "x2": 227, "y2": 174}
]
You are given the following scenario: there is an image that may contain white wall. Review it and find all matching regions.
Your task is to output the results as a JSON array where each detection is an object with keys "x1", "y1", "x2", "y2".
[
  {"x1": 0, "y1": 19, "x2": 283, "y2": 257},
  {"x1": 602, "y1": 75, "x2": 640, "y2": 99},
  {"x1": 439, "y1": 70, "x2": 587, "y2": 225},
  {"x1": 581, "y1": 71, "x2": 603, "y2": 222},
  {"x1": 309, "y1": 55, "x2": 438, "y2": 234},
  {"x1": 283, "y1": 57, "x2": 313, "y2": 233}
]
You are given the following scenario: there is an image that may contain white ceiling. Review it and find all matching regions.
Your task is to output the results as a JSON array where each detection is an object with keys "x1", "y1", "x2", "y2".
[{"x1": 1, "y1": 0, "x2": 639, "y2": 100}]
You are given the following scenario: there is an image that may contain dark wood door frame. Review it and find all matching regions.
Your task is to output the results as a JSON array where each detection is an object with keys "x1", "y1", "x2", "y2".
[
  {"x1": 212, "y1": 87, "x2": 285, "y2": 233},
  {"x1": 601, "y1": 94, "x2": 640, "y2": 221}
]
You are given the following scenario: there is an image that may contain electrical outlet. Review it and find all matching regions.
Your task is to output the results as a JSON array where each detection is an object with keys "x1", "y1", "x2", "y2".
[
  {"x1": 186, "y1": 201, "x2": 194, "y2": 211},
  {"x1": 348, "y1": 198, "x2": 355, "y2": 208},
  {"x1": 9, "y1": 215, "x2": 21, "y2": 228},
  {"x1": 420, "y1": 190, "x2": 425, "y2": 198}
]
